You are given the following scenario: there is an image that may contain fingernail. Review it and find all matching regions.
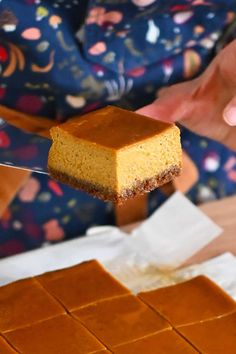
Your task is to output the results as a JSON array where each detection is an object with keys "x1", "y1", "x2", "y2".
[{"x1": 224, "y1": 107, "x2": 236, "y2": 126}]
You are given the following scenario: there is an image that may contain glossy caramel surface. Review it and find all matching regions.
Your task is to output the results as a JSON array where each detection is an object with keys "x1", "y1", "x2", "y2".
[
  {"x1": 0, "y1": 278, "x2": 65, "y2": 332},
  {"x1": 1, "y1": 261, "x2": 235, "y2": 353},
  {"x1": 0, "y1": 336, "x2": 17, "y2": 353},
  {"x1": 139, "y1": 275, "x2": 236, "y2": 326},
  {"x1": 179, "y1": 312, "x2": 236, "y2": 354},
  {"x1": 113, "y1": 330, "x2": 198, "y2": 354},
  {"x1": 37, "y1": 260, "x2": 129, "y2": 310},
  {"x1": 6, "y1": 315, "x2": 105, "y2": 354},
  {"x1": 58, "y1": 106, "x2": 172, "y2": 149},
  {"x1": 73, "y1": 294, "x2": 170, "y2": 349}
]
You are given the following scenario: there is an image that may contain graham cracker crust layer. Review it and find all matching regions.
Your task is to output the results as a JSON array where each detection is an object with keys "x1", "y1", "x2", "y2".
[{"x1": 48, "y1": 165, "x2": 181, "y2": 204}]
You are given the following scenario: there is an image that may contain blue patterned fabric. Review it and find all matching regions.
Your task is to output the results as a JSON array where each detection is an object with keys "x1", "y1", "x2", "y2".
[{"x1": 0, "y1": 0, "x2": 236, "y2": 257}]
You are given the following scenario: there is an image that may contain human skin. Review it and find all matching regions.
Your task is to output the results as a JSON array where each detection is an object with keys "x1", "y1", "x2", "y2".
[{"x1": 137, "y1": 39, "x2": 236, "y2": 152}]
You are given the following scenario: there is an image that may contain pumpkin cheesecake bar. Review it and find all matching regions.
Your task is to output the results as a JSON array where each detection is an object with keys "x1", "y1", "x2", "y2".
[
  {"x1": 48, "y1": 106, "x2": 182, "y2": 203},
  {"x1": 5, "y1": 315, "x2": 106, "y2": 354},
  {"x1": 113, "y1": 329, "x2": 198, "y2": 354},
  {"x1": 138, "y1": 275, "x2": 236, "y2": 327},
  {"x1": 36, "y1": 260, "x2": 130, "y2": 310},
  {"x1": 178, "y1": 312, "x2": 236, "y2": 354},
  {"x1": 0, "y1": 278, "x2": 65, "y2": 333},
  {"x1": 72, "y1": 294, "x2": 170, "y2": 349},
  {"x1": 0, "y1": 336, "x2": 17, "y2": 353}
]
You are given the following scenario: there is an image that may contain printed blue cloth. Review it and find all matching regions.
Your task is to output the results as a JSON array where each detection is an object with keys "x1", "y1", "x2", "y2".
[{"x1": 0, "y1": 0, "x2": 236, "y2": 257}]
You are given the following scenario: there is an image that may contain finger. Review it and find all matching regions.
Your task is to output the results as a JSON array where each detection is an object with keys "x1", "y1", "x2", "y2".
[
  {"x1": 136, "y1": 100, "x2": 176, "y2": 123},
  {"x1": 136, "y1": 81, "x2": 196, "y2": 124},
  {"x1": 223, "y1": 95, "x2": 236, "y2": 126},
  {"x1": 157, "y1": 87, "x2": 168, "y2": 97},
  {"x1": 136, "y1": 91, "x2": 191, "y2": 124},
  {"x1": 226, "y1": 128, "x2": 236, "y2": 151}
]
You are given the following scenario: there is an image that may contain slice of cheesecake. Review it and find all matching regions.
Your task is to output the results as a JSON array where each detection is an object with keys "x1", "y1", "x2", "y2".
[{"x1": 48, "y1": 106, "x2": 182, "y2": 203}]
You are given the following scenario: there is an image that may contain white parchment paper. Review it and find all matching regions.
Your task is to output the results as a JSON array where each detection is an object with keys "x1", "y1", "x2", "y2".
[
  {"x1": 131, "y1": 192, "x2": 222, "y2": 270},
  {"x1": 0, "y1": 192, "x2": 234, "y2": 299}
]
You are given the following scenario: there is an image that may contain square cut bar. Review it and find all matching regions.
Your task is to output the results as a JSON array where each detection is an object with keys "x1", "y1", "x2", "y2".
[
  {"x1": 178, "y1": 312, "x2": 236, "y2": 354},
  {"x1": 138, "y1": 276, "x2": 236, "y2": 327},
  {"x1": 72, "y1": 294, "x2": 170, "y2": 349},
  {"x1": 5, "y1": 314, "x2": 106, "y2": 354},
  {"x1": 48, "y1": 106, "x2": 182, "y2": 203},
  {"x1": 0, "y1": 336, "x2": 17, "y2": 353},
  {"x1": 36, "y1": 260, "x2": 130, "y2": 311},
  {"x1": 0, "y1": 278, "x2": 65, "y2": 332},
  {"x1": 113, "y1": 329, "x2": 198, "y2": 354}
]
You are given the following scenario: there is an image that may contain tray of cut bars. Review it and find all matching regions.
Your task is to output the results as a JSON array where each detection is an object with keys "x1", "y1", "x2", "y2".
[{"x1": 0, "y1": 259, "x2": 235, "y2": 354}]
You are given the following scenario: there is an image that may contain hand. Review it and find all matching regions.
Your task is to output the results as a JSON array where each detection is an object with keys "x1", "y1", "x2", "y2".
[{"x1": 137, "y1": 39, "x2": 236, "y2": 151}]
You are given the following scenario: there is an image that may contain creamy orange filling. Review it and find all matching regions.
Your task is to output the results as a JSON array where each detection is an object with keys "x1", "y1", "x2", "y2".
[{"x1": 49, "y1": 124, "x2": 181, "y2": 194}]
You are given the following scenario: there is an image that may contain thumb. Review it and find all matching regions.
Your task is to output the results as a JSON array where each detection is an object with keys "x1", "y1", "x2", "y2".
[{"x1": 223, "y1": 95, "x2": 236, "y2": 126}]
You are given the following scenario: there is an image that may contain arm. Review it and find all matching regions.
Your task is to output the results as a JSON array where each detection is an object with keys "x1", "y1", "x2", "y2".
[{"x1": 137, "y1": 39, "x2": 236, "y2": 152}]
